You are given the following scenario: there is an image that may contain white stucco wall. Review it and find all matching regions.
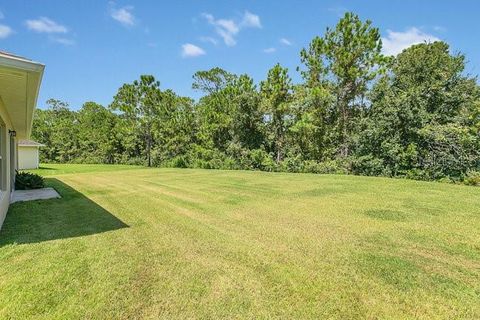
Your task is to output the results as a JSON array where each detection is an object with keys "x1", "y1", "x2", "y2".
[
  {"x1": 0, "y1": 99, "x2": 14, "y2": 230},
  {"x1": 18, "y1": 146, "x2": 39, "y2": 170}
]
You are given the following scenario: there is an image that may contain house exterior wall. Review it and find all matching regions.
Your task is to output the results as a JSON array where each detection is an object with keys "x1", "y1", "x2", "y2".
[
  {"x1": 18, "y1": 146, "x2": 39, "y2": 170},
  {"x1": 0, "y1": 98, "x2": 15, "y2": 230}
]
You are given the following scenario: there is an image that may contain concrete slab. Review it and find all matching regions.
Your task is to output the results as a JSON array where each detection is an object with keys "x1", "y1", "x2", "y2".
[{"x1": 11, "y1": 187, "x2": 61, "y2": 203}]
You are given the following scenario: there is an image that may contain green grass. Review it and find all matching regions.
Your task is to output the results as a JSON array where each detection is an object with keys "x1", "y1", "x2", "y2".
[
  {"x1": 31, "y1": 163, "x2": 145, "y2": 176},
  {"x1": 1, "y1": 164, "x2": 480, "y2": 319}
]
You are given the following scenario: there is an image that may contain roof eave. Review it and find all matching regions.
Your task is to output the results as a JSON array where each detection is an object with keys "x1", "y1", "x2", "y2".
[
  {"x1": 0, "y1": 54, "x2": 44, "y2": 73},
  {"x1": 25, "y1": 64, "x2": 45, "y2": 138}
]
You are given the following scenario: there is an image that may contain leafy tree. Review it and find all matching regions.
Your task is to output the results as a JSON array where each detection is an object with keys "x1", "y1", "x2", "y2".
[
  {"x1": 30, "y1": 14, "x2": 480, "y2": 184},
  {"x1": 32, "y1": 99, "x2": 80, "y2": 162},
  {"x1": 77, "y1": 102, "x2": 118, "y2": 163},
  {"x1": 193, "y1": 68, "x2": 237, "y2": 151},
  {"x1": 227, "y1": 74, "x2": 264, "y2": 150},
  {"x1": 192, "y1": 67, "x2": 237, "y2": 94},
  {"x1": 110, "y1": 75, "x2": 162, "y2": 166},
  {"x1": 300, "y1": 12, "x2": 386, "y2": 157},
  {"x1": 152, "y1": 90, "x2": 195, "y2": 165},
  {"x1": 360, "y1": 41, "x2": 480, "y2": 178},
  {"x1": 260, "y1": 64, "x2": 293, "y2": 163},
  {"x1": 288, "y1": 85, "x2": 335, "y2": 161}
]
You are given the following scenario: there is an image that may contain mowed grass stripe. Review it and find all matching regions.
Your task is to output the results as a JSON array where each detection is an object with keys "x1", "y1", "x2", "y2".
[{"x1": 1, "y1": 164, "x2": 479, "y2": 319}]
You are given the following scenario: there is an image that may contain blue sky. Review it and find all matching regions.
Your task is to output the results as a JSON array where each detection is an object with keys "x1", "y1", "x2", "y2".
[{"x1": 0, "y1": 0, "x2": 479, "y2": 109}]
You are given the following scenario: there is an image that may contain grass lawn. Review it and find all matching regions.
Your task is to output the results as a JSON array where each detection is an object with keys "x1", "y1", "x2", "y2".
[{"x1": 1, "y1": 164, "x2": 479, "y2": 319}]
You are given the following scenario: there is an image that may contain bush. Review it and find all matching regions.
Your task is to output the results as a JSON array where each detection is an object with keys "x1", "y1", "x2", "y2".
[
  {"x1": 351, "y1": 155, "x2": 386, "y2": 176},
  {"x1": 402, "y1": 168, "x2": 429, "y2": 181},
  {"x1": 302, "y1": 160, "x2": 349, "y2": 174},
  {"x1": 464, "y1": 171, "x2": 480, "y2": 186},
  {"x1": 417, "y1": 124, "x2": 479, "y2": 179},
  {"x1": 168, "y1": 156, "x2": 189, "y2": 168},
  {"x1": 15, "y1": 171, "x2": 45, "y2": 190},
  {"x1": 279, "y1": 154, "x2": 303, "y2": 173},
  {"x1": 249, "y1": 149, "x2": 275, "y2": 171}
]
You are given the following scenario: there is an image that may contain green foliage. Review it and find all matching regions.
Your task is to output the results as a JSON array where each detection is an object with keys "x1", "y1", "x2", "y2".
[
  {"x1": 463, "y1": 171, "x2": 480, "y2": 186},
  {"x1": 31, "y1": 13, "x2": 480, "y2": 184},
  {"x1": 15, "y1": 171, "x2": 45, "y2": 190},
  {"x1": 32, "y1": 99, "x2": 80, "y2": 163},
  {"x1": 110, "y1": 75, "x2": 163, "y2": 167},
  {"x1": 351, "y1": 155, "x2": 387, "y2": 177},
  {"x1": 260, "y1": 63, "x2": 293, "y2": 163},
  {"x1": 301, "y1": 159, "x2": 348, "y2": 174},
  {"x1": 299, "y1": 12, "x2": 387, "y2": 157}
]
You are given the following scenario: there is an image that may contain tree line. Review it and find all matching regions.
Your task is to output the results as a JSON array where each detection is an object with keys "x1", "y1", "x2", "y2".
[{"x1": 32, "y1": 13, "x2": 480, "y2": 184}]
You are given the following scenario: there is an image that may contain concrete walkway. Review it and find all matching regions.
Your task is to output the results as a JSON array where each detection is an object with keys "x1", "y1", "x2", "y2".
[{"x1": 11, "y1": 187, "x2": 61, "y2": 203}]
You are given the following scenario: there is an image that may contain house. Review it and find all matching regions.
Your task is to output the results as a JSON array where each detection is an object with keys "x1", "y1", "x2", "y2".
[
  {"x1": 18, "y1": 140, "x2": 45, "y2": 170},
  {"x1": 0, "y1": 51, "x2": 44, "y2": 228}
]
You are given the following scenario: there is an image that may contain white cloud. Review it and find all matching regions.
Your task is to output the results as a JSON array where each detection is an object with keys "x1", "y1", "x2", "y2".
[
  {"x1": 216, "y1": 18, "x2": 239, "y2": 34},
  {"x1": 382, "y1": 27, "x2": 440, "y2": 56},
  {"x1": 202, "y1": 10, "x2": 261, "y2": 46},
  {"x1": 199, "y1": 36, "x2": 218, "y2": 45},
  {"x1": 280, "y1": 38, "x2": 292, "y2": 46},
  {"x1": 241, "y1": 11, "x2": 261, "y2": 28},
  {"x1": 202, "y1": 13, "x2": 237, "y2": 46},
  {"x1": 433, "y1": 25, "x2": 446, "y2": 32},
  {"x1": 111, "y1": 6, "x2": 135, "y2": 27},
  {"x1": 0, "y1": 24, "x2": 12, "y2": 39},
  {"x1": 263, "y1": 47, "x2": 276, "y2": 53},
  {"x1": 51, "y1": 36, "x2": 75, "y2": 46},
  {"x1": 328, "y1": 6, "x2": 348, "y2": 17},
  {"x1": 0, "y1": 11, "x2": 13, "y2": 39},
  {"x1": 25, "y1": 17, "x2": 68, "y2": 33},
  {"x1": 25, "y1": 17, "x2": 74, "y2": 45},
  {"x1": 181, "y1": 43, "x2": 206, "y2": 58}
]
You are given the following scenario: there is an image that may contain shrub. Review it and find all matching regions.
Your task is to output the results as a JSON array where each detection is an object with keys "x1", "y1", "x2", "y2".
[
  {"x1": 168, "y1": 156, "x2": 189, "y2": 168},
  {"x1": 249, "y1": 149, "x2": 276, "y2": 171},
  {"x1": 402, "y1": 168, "x2": 429, "y2": 181},
  {"x1": 302, "y1": 160, "x2": 349, "y2": 174},
  {"x1": 417, "y1": 124, "x2": 479, "y2": 179},
  {"x1": 15, "y1": 171, "x2": 45, "y2": 190},
  {"x1": 279, "y1": 154, "x2": 303, "y2": 173},
  {"x1": 351, "y1": 155, "x2": 386, "y2": 176},
  {"x1": 464, "y1": 171, "x2": 480, "y2": 186}
]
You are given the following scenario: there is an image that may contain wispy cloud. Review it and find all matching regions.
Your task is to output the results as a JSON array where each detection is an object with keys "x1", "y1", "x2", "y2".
[
  {"x1": 181, "y1": 43, "x2": 206, "y2": 58},
  {"x1": 241, "y1": 11, "x2": 262, "y2": 28},
  {"x1": 382, "y1": 27, "x2": 440, "y2": 56},
  {"x1": 280, "y1": 38, "x2": 292, "y2": 46},
  {"x1": 50, "y1": 36, "x2": 75, "y2": 46},
  {"x1": 433, "y1": 25, "x2": 447, "y2": 32},
  {"x1": 202, "y1": 11, "x2": 262, "y2": 46},
  {"x1": 199, "y1": 36, "x2": 218, "y2": 46},
  {"x1": 263, "y1": 47, "x2": 276, "y2": 54},
  {"x1": 328, "y1": 6, "x2": 348, "y2": 17},
  {"x1": 0, "y1": 24, "x2": 12, "y2": 39},
  {"x1": 111, "y1": 6, "x2": 135, "y2": 27},
  {"x1": 25, "y1": 17, "x2": 68, "y2": 33},
  {"x1": 25, "y1": 17, "x2": 74, "y2": 45},
  {"x1": 0, "y1": 11, "x2": 13, "y2": 39}
]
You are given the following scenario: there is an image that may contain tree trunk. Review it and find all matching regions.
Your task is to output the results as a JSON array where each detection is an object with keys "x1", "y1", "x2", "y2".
[
  {"x1": 146, "y1": 126, "x2": 152, "y2": 167},
  {"x1": 341, "y1": 101, "x2": 349, "y2": 157},
  {"x1": 338, "y1": 86, "x2": 350, "y2": 158},
  {"x1": 276, "y1": 121, "x2": 283, "y2": 163}
]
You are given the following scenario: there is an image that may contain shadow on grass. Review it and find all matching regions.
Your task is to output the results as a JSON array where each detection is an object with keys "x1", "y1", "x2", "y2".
[
  {"x1": 37, "y1": 166, "x2": 58, "y2": 170},
  {"x1": 0, "y1": 178, "x2": 128, "y2": 246}
]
